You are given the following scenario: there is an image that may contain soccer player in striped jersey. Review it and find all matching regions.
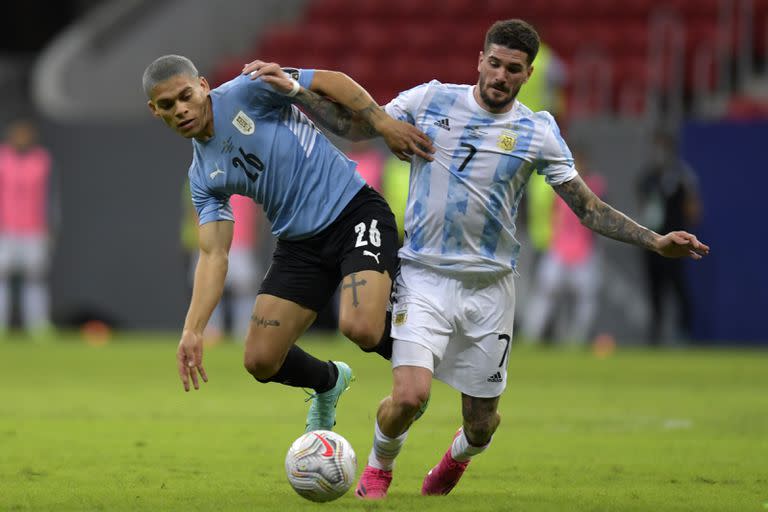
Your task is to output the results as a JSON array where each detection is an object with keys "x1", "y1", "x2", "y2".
[
  {"x1": 143, "y1": 55, "x2": 433, "y2": 434},
  {"x1": 349, "y1": 19, "x2": 708, "y2": 499}
]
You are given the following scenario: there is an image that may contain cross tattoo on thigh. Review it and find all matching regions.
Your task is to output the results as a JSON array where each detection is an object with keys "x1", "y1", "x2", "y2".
[{"x1": 342, "y1": 273, "x2": 367, "y2": 307}]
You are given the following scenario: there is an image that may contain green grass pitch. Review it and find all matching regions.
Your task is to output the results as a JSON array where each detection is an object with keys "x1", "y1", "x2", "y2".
[{"x1": 1, "y1": 333, "x2": 766, "y2": 511}]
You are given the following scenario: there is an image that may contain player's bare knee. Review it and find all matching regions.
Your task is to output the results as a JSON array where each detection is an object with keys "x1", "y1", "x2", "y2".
[
  {"x1": 243, "y1": 353, "x2": 281, "y2": 381},
  {"x1": 392, "y1": 388, "x2": 429, "y2": 418},
  {"x1": 339, "y1": 316, "x2": 380, "y2": 349}
]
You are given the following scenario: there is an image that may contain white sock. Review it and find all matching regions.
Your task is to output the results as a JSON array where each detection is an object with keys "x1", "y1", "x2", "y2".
[
  {"x1": 368, "y1": 420, "x2": 408, "y2": 471},
  {"x1": 450, "y1": 427, "x2": 491, "y2": 462}
]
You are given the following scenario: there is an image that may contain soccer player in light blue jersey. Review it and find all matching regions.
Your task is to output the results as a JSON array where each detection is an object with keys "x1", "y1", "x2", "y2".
[
  {"x1": 253, "y1": 20, "x2": 709, "y2": 499},
  {"x1": 143, "y1": 55, "x2": 433, "y2": 434}
]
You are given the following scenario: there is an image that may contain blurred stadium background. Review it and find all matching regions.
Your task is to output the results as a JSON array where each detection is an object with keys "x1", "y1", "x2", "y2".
[{"x1": 1, "y1": 0, "x2": 766, "y2": 343}]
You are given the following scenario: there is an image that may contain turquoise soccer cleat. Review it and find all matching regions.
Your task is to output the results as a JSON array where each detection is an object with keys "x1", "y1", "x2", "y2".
[{"x1": 305, "y1": 361, "x2": 354, "y2": 432}]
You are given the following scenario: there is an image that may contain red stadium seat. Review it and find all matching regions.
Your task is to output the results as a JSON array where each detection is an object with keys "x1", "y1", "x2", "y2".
[
  {"x1": 666, "y1": 0, "x2": 720, "y2": 19},
  {"x1": 437, "y1": 0, "x2": 476, "y2": 20},
  {"x1": 487, "y1": 0, "x2": 551, "y2": 21},
  {"x1": 301, "y1": 24, "x2": 347, "y2": 55},
  {"x1": 349, "y1": 23, "x2": 395, "y2": 57},
  {"x1": 304, "y1": 0, "x2": 355, "y2": 22}
]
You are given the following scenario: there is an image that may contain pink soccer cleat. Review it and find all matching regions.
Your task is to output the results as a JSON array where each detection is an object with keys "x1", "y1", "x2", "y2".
[
  {"x1": 355, "y1": 465, "x2": 393, "y2": 500},
  {"x1": 421, "y1": 449, "x2": 470, "y2": 496}
]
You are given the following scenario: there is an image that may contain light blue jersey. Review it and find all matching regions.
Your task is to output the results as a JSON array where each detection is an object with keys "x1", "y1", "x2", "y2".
[
  {"x1": 385, "y1": 80, "x2": 578, "y2": 274},
  {"x1": 189, "y1": 69, "x2": 365, "y2": 240}
]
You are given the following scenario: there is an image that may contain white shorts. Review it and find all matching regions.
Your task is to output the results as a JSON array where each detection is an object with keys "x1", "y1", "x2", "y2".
[{"x1": 390, "y1": 261, "x2": 516, "y2": 398}]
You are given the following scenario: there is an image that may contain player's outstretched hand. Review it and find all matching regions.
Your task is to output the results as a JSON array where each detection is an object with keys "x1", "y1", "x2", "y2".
[
  {"x1": 377, "y1": 117, "x2": 435, "y2": 162},
  {"x1": 242, "y1": 60, "x2": 294, "y2": 94},
  {"x1": 655, "y1": 231, "x2": 710, "y2": 260},
  {"x1": 177, "y1": 330, "x2": 208, "y2": 392}
]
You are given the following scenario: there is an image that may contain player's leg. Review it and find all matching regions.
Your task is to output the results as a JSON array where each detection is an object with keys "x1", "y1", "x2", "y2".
[
  {"x1": 522, "y1": 251, "x2": 561, "y2": 342},
  {"x1": 645, "y1": 252, "x2": 665, "y2": 344},
  {"x1": 378, "y1": 363, "x2": 433, "y2": 436},
  {"x1": 19, "y1": 236, "x2": 50, "y2": 335},
  {"x1": 335, "y1": 186, "x2": 399, "y2": 360},
  {"x1": 668, "y1": 258, "x2": 693, "y2": 339},
  {"x1": 569, "y1": 255, "x2": 600, "y2": 344},
  {"x1": 226, "y1": 247, "x2": 258, "y2": 339},
  {"x1": 422, "y1": 272, "x2": 515, "y2": 496},
  {"x1": 356, "y1": 262, "x2": 451, "y2": 500},
  {"x1": 356, "y1": 348, "x2": 434, "y2": 500},
  {"x1": 338, "y1": 270, "x2": 392, "y2": 353},
  {"x1": 421, "y1": 394, "x2": 501, "y2": 496},
  {"x1": 244, "y1": 293, "x2": 354, "y2": 432},
  {"x1": 0, "y1": 236, "x2": 13, "y2": 333},
  {"x1": 247, "y1": 237, "x2": 353, "y2": 432},
  {"x1": 242, "y1": 293, "x2": 318, "y2": 382}
]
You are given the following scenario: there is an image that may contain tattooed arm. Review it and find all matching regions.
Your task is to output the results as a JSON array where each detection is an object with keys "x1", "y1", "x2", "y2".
[
  {"x1": 242, "y1": 60, "x2": 434, "y2": 161},
  {"x1": 290, "y1": 85, "x2": 376, "y2": 141},
  {"x1": 553, "y1": 176, "x2": 709, "y2": 259}
]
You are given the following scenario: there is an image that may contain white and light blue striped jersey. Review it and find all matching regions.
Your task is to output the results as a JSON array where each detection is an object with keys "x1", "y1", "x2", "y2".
[
  {"x1": 189, "y1": 69, "x2": 365, "y2": 240},
  {"x1": 385, "y1": 80, "x2": 578, "y2": 274}
]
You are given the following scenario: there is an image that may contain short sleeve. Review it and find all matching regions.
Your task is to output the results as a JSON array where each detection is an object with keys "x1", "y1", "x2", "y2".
[
  {"x1": 190, "y1": 177, "x2": 234, "y2": 226},
  {"x1": 536, "y1": 113, "x2": 579, "y2": 186},
  {"x1": 384, "y1": 82, "x2": 431, "y2": 124}
]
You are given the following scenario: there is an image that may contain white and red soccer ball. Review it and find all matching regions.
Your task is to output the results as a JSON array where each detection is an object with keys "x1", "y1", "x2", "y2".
[{"x1": 284, "y1": 430, "x2": 357, "y2": 502}]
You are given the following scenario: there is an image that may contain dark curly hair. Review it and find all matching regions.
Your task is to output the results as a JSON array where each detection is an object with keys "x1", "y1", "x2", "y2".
[{"x1": 484, "y1": 19, "x2": 540, "y2": 65}]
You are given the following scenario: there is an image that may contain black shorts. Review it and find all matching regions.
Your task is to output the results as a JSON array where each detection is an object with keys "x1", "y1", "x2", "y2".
[{"x1": 259, "y1": 185, "x2": 399, "y2": 312}]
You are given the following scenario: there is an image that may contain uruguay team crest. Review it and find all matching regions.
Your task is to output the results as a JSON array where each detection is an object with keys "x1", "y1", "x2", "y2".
[
  {"x1": 232, "y1": 111, "x2": 255, "y2": 135},
  {"x1": 393, "y1": 309, "x2": 408, "y2": 326},
  {"x1": 497, "y1": 130, "x2": 518, "y2": 152}
]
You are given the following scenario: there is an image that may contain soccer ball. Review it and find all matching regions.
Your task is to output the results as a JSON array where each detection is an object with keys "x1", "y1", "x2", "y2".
[{"x1": 284, "y1": 430, "x2": 357, "y2": 502}]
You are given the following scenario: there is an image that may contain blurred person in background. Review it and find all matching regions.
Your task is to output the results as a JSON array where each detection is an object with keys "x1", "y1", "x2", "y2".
[
  {"x1": 519, "y1": 41, "x2": 567, "y2": 338},
  {"x1": 637, "y1": 129, "x2": 702, "y2": 345},
  {"x1": 0, "y1": 119, "x2": 55, "y2": 337},
  {"x1": 143, "y1": 55, "x2": 433, "y2": 436},
  {"x1": 522, "y1": 147, "x2": 606, "y2": 345},
  {"x1": 181, "y1": 182, "x2": 262, "y2": 344},
  {"x1": 344, "y1": 139, "x2": 386, "y2": 192},
  {"x1": 381, "y1": 154, "x2": 411, "y2": 246},
  {"x1": 520, "y1": 41, "x2": 567, "y2": 262},
  {"x1": 245, "y1": 19, "x2": 710, "y2": 499}
]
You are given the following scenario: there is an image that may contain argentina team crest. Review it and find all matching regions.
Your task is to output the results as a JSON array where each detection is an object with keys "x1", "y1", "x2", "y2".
[
  {"x1": 393, "y1": 308, "x2": 408, "y2": 326},
  {"x1": 497, "y1": 129, "x2": 518, "y2": 152},
  {"x1": 232, "y1": 110, "x2": 255, "y2": 135}
]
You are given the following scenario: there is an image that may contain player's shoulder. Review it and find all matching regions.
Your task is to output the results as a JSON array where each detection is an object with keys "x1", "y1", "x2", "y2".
[
  {"x1": 516, "y1": 103, "x2": 560, "y2": 133},
  {"x1": 211, "y1": 74, "x2": 251, "y2": 99},
  {"x1": 424, "y1": 80, "x2": 471, "y2": 96},
  {"x1": 400, "y1": 80, "x2": 468, "y2": 98},
  {"x1": 515, "y1": 100, "x2": 555, "y2": 122}
]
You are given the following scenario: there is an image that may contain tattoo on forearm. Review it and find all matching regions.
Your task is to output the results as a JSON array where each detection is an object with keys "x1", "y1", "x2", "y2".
[
  {"x1": 294, "y1": 88, "x2": 377, "y2": 139},
  {"x1": 294, "y1": 88, "x2": 353, "y2": 135},
  {"x1": 250, "y1": 315, "x2": 281, "y2": 328},
  {"x1": 342, "y1": 273, "x2": 367, "y2": 308},
  {"x1": 358, "y1": 100, "x2": 386, "y2": 124},
  {"x1": 554, "y1": 177, "x2": 657, "y2": 250}
]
